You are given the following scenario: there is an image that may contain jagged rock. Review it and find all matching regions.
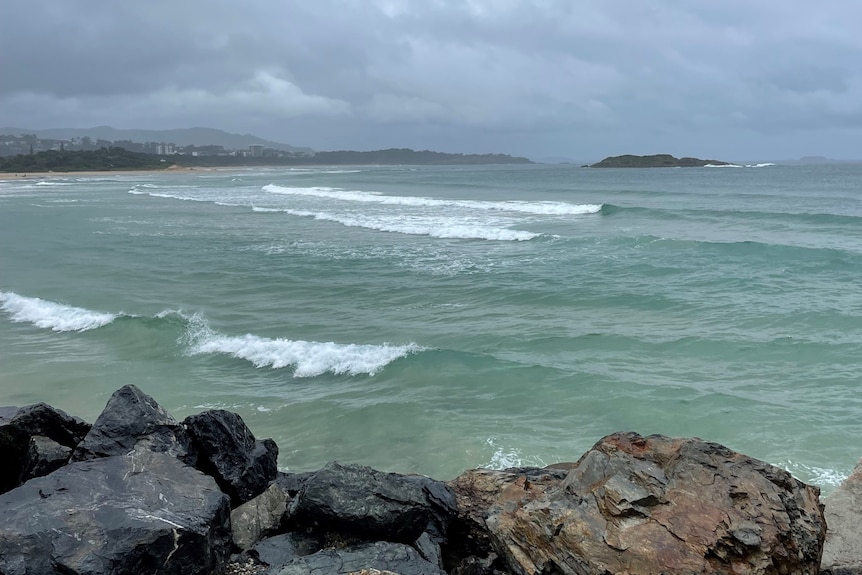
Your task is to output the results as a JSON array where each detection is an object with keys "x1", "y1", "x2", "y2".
[
  {"x1": 446, "y1": 465, "x2": 569, "y2": 574},
  {"x1": 288, "y1": 461, "x2": 457, "y2": 544},
  {"x1": 184, "y1": 409, "x2": 278, "y2": 506},
  {"x1": 413, "y1": 532, "x2": 443, "y2": 568},
  {"x1": 238, "y1": 532, "x2": 325, "y2": 567},
  {"x1": 270, "y1": 541, "x2": 447, "y2": 575},
  {"x1": 0, "y1": 402, "x2": 90, "y2": 493},
  {"x1": 72, "y1": 384, "x2": 195, "y2": 464},
  {"x1": 18, "y1": 434, "x2": 71, "y2": 482},
  {"x1": 3, "y1": 402, "x2": 90, "y2": 446},
  {"x1": 450, "y1": 432, "x2": 825, "y2": 575},
  {"x1": 275, "y1": 470, "x2": 315, "y2": 497},
  {"x1": 821, "y1": 458, "x2": 862, "y2": 574},
  {"x1": 0, "y1": 449, "x2": 231, "y2": 575},
  {"x1": 231, "y1": 482, "x2": 290, "y2": 550}
]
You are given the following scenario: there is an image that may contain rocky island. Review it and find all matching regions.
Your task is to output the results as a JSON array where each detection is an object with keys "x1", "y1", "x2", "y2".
[
  {"x1": 589, "y1": 154, "x2": 733, "y2": 168},
  {"x1": 0, "y1": 385, "x2": 859, "y2": 574}
]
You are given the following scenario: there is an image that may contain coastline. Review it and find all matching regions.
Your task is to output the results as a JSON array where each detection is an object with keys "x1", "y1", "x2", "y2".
[{"x1": 0, "y1": 166, "x2": 203, "y2": 180}]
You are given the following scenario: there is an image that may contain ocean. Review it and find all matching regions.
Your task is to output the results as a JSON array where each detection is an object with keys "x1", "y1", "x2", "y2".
[{"x1": 1, "y1": 162, "x2": 860, "y2": 493}]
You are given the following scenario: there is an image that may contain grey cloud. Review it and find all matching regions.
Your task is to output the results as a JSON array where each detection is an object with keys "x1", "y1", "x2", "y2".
[{"x1": 2, "y1": 0, "x2": 862, "y2": 159}]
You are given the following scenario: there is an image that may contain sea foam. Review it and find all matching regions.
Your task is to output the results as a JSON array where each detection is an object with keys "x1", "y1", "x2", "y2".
[
  {"x1": 0, "y1": 291, "x2": 117, "y2": 332},
  {"x1": 261, "y1": 184, "x2": 601, "y2": 216},
  {"x1": 253, "y1": 207, "x2": 539, "y2": 241},
  {"x1": 183, "y1": 314, "x2": 421, "y2": 377}
]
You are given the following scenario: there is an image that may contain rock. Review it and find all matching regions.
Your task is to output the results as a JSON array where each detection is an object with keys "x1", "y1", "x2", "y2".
[
  {"x1": 72, "y1": 384, "x2": 196, "y2": 464},
  {"x1": 275, "y1": 470, "x2": 316, "y2": 497},
  {"x1": 446, "y1": 465, "x2": 569, "y2": 574},
  {"x1": 231, "y1": 482, "x2": 290, "y2": 550},
  {"x1": 18, "y1": 434, "x2": 71, "y2": 482},
  {"x1": 184, "y1": 409, "x2": 279, "y2": 506},
  {"x1": 413, "y1": 532, "x2": 443, "y2": 568},
  {"x1": 821, "y1": 458, "x2": 862, "y2": 574},
  {"x1": 0, "y1": 449, "x2": 231, "y2": 575},
  {"x1": 450, "y1": 432, "x2": 825, "y2": 575},
  {"x1": 241, "y1": 532, "x2": 324, "y2": 567},
  {"x1": 270, "y1": 541, "x2": 447, "y2": 575},
  {"x1": 288, "y1": 461, "x2": 457, "y2": 545},
  {"x1": 0, "y1": 402, "x2": 90, "y2": 493},
  {"x1": 3, "y1": 402, "x2": 90, "y2": 446}
]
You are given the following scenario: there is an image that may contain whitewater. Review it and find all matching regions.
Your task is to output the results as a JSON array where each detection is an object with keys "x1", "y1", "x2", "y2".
[{"x1": 1, "y1": 163, "x2": 861, "y2": 491}]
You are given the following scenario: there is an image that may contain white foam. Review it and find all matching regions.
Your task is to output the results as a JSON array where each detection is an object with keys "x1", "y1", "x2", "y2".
[
  {"x1": 0, "y1": 291, "x2": 117, "y2": 332},
  {"x1": 704, "y1": 163, "x2": 744, "y2": 168},
  {"x1": 260, "y1": 207, "x2": 539, "y2": 241},
  {"x1": 262, "y1": 184, "x2": 601, "y2": 216},
  {"x1": 781, "y1": 459, "x2": 849, "y2": 489},
  {"x1": 484, "y1": 437, "x2": 546, "y2": 470},
  {"x1": 183, "y1": 316, "x2": 421, "y2": 377}
]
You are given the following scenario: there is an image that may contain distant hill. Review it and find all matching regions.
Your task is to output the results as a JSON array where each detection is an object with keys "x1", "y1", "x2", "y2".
[
  {"x1": 590, "y1": 154, "x2": 732, "y2": 168},
  {"x1": 0, "y1": 126, "x2": 312, "y2": 154}
]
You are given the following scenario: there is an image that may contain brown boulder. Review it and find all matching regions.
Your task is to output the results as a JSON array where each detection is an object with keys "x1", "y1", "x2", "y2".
[{"x1": 449, "y1": 432, "x2": 825, "y2": 575}]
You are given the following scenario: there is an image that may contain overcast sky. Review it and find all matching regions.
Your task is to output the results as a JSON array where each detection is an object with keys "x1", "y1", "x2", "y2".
[{"x1": 2, "y1": 1, "x2": 861, "y2": 161}]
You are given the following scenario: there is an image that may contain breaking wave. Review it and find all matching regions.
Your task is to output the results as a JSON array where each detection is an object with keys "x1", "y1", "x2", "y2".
[
  {"x1": 182, "y1": 313, "x2": 422, "y2": 377},
  {"x1": 252, "y1": 206, "x2": 539, "y2": 241},
  {"x1": 0, "y1": 291, "x2": 118, "y2": 332},
  {"x1": 262, "y1": 184, "x2": 602, "y2": 216}
]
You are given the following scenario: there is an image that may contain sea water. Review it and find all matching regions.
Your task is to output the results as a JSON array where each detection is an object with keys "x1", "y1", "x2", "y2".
[{"x1": 1, "y1": 163, "x2": 860, "y2": 492}]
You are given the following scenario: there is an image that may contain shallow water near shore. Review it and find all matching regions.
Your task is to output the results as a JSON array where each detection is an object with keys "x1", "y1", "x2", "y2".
[{"x1": 1, "y1": 163, "x2": 860, "y2": 493}]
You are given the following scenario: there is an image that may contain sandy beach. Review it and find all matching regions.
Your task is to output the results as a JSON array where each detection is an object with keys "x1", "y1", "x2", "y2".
[{"x1": 0, "y1": 167, "x2": 204, "y2": 180}]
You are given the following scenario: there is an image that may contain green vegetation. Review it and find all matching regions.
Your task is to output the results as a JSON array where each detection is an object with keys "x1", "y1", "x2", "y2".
[
  {"x1": 0, "y1": 147, "x2": 166, "y2": 172},
  {"x1": 589, "y1": 154, "x2": 731, "y2": 168},
  {"x1": 0, "y1": 147, "x2": 532, "y2": 173}
]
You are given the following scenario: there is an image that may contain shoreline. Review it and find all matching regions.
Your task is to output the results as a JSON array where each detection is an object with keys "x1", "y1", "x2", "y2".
[{"x1": 0, "y1": 167, "x2": 205, "y2": 180}]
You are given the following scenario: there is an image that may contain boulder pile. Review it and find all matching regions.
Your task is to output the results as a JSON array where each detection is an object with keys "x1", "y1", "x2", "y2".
[{"x1": 0, "y1": 385, "x2": 850, "y2": 575}]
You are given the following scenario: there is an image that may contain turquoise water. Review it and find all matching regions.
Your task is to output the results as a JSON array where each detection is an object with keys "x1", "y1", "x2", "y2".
[{"x1": 1, "y1": 163, "x2": 860, "y2": 491}]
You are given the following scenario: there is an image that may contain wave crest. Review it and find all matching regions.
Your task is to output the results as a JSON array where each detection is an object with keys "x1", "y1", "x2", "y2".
[
  {"x1": 262, "y1": 184, "x2": 601, "y2": 216},
  {"x1": 183, "y1": 314, "x2": 422, "y2": 377},
  {"x1": 0, "y1": 291, "x2": 117, "y2": 332}
]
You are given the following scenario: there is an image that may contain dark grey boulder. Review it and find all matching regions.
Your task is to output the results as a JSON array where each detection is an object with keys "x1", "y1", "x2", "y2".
[
  {"x1": 0, "y1": 450, "x2": 231, "y2": 575},
  {"x1": 18, "y1": 434, "x2": 71, "y2": 483},
  {"x1": 275, "y1": 470, "x2": 315, "y2": 498},
  {"x1": 288, "y1": 461, "x2": 457, "y2": 544},
  {"x1": 270, "y1": 541, "x2": 447, "y2": 575},
  {"x1": 5, "y1": 402, "x2": 90, "y2": 446},
  {"x1": 184, "y1": 409, "x2": 278, "y2": 506},
  {"x1": 0, "y1": 402, "x2": 90, "y2": 493},
  {"x1": 72, "y1": 384, "x2": 196, "y2": 464},
  {"x1": 241, "y1": 532, "x2": 324, "y2": 567}
]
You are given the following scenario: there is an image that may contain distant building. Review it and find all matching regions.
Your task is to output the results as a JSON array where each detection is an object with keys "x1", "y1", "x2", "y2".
[{"x1": 249, "y1": 145, "x2": 264, "y2": 158}]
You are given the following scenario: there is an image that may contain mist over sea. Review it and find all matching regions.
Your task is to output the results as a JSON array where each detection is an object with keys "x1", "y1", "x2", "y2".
[{"x1": 1, "y1": 163, "x2": 860, "y2": 492}]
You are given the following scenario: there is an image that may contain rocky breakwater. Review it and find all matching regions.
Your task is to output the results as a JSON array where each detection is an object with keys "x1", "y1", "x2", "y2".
[{"x1": 0, "y1": 385, "x2": 841, "y2": 575}]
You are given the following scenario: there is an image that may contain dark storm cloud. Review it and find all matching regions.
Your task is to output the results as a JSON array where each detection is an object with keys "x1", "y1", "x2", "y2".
[{"x1": 2, "y1": 0, "x2": 861, "y2": 159}]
